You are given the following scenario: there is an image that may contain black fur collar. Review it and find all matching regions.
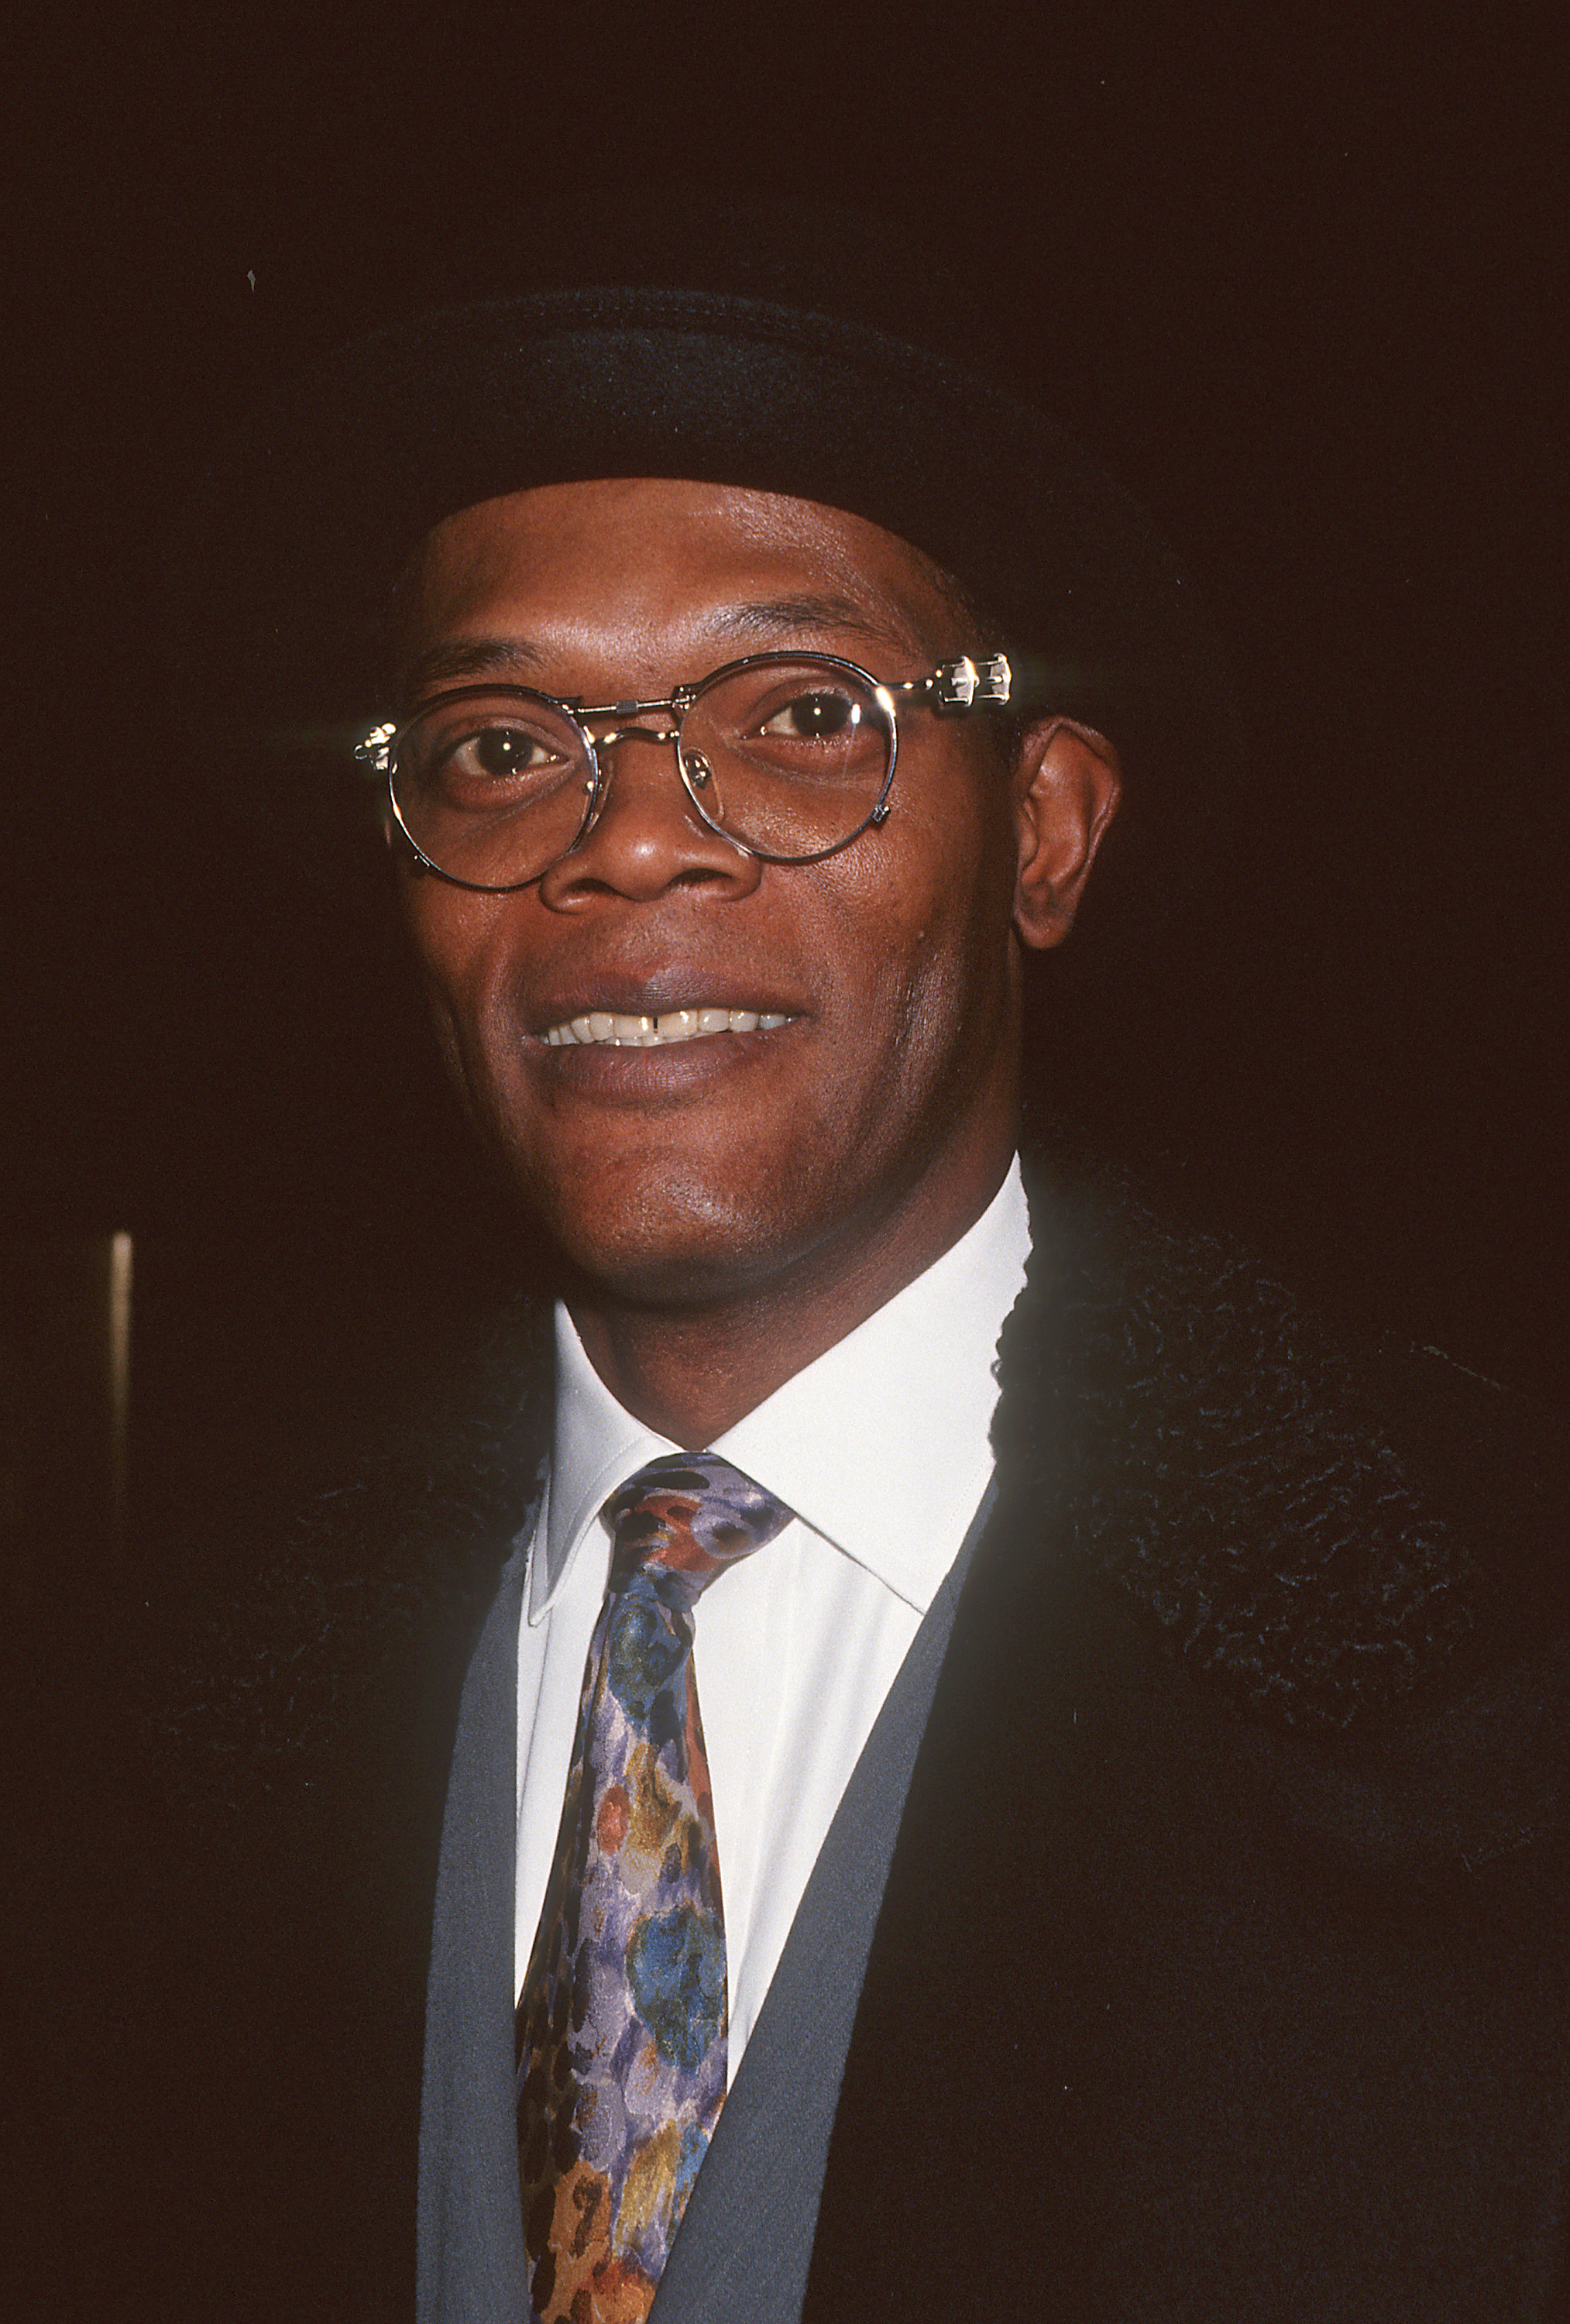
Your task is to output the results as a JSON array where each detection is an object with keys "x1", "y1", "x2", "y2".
[{"x1": 997, "y1": 1167, "x2": 1476, "y2": 1732}]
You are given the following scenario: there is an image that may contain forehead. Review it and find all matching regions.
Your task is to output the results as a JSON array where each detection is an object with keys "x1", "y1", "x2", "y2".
[{"x1": 396, "y1": 478, "x2": 970, "y2": 680}]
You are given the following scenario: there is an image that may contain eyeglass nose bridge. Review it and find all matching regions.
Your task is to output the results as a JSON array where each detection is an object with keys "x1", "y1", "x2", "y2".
[
  {"x1": 574, "y1": 706, "x2": 740, "y2": 854},
  {"x1": 586, "y1": 720, "x2": 681, "y2": 751}
]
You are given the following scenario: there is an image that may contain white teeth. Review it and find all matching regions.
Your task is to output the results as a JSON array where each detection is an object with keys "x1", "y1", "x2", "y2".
[{"x1": 542, "y1": 1006, "x2": 796, "y2": 1048}]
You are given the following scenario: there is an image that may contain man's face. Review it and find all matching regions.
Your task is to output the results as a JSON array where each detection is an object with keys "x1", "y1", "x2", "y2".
[{"x1": 395, "y1": 478, "x2": 1078, "y2": 1318}]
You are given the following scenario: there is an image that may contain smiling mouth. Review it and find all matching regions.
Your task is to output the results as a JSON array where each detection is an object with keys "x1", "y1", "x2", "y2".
[{"x1": 542, "y1": 1007, "x2": 796, "y2": 1048}]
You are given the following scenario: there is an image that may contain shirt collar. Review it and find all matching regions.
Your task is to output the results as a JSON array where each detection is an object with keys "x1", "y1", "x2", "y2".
[{"x1": 528, "y1": 1157, "x2": 1030, "y2": 1623}]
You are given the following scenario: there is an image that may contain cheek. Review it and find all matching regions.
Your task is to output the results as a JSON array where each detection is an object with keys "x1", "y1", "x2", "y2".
[
  {"x1": 401, "y1": 890, "x2": 520, "y2": 1100},
  {"x1": 871, "y1": 779, "x2": 1017, "y2": 999},
  {"x1": 825, "y1": 823, "x2": 1013, "y2": 1103}
]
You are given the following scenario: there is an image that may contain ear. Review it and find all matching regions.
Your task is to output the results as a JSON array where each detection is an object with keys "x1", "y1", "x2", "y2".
[{"x1": 1012, "y1": 717, "x2": 1122, "y2": 951}]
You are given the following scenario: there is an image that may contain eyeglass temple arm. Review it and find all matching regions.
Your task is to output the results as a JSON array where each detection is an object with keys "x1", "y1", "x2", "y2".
[
  {"x1": 889, "y1": 654, "x2": 1012, "y2": 715},
  {"x1": 356, "y1": 722, "x2": 399, "y2": 776}
]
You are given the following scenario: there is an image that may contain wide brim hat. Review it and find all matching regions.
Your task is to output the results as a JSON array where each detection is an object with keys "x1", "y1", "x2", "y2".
[{"x1": 170, "y1": 245, "x2": 1233, "y2": 801}]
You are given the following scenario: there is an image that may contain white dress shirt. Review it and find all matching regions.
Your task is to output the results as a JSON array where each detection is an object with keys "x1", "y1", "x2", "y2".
[{"x1": 515, "y1": 1158, "x2": 1031, "y2": 2077}]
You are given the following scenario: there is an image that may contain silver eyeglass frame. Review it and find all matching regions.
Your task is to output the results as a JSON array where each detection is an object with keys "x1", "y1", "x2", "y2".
[{"x1": 355, "y1": 650, "x2": 1012, "y2": 892}]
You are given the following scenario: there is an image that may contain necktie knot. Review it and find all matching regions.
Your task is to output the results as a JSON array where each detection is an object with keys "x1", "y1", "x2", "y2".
[{"x1": 602, "y1": 1452, "x2": 794, "y2": 1604}]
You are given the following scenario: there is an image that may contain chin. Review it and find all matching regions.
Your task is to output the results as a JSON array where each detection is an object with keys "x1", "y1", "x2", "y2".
[{"x1": 514, "y1": 1162, "x2": 800, "y2": 1312}]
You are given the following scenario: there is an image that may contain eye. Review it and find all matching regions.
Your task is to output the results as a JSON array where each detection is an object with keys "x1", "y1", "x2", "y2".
[
  {"x1": 452, "y1": 724, "x2": 563, "y2": 781},
  {"x1": 756, "y1": 689, "x2": 863, "y2": 743},
  {"x1": 408, "y1": 715, "x2": 581, "y2": 796}
]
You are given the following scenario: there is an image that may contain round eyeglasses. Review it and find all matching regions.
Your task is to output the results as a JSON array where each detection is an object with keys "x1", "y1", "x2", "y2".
[{"x1": 356, "y1": 651, "x2": 1012, "y2": 891}]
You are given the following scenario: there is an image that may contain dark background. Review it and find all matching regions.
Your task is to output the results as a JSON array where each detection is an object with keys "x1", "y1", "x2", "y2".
[{"x1": 5, "y1": 3, "x2": 1565, "y2": 1596}]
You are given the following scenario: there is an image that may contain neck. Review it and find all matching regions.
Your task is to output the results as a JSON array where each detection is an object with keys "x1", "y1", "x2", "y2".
[{"x1": 564, "y1": 1154, "x2": 1016, "y2": 1446}]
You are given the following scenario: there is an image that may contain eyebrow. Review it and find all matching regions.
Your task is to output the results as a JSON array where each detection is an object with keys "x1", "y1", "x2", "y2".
[
  {"x1": 706, "y1": 594, "x2": 919, "y2": 651},
  {"x1": 400, "y1": 637, "x2": 548, "y2": 699},
  {"x1": 399, "y1": 596, "x2": 925, "y2": 704}
]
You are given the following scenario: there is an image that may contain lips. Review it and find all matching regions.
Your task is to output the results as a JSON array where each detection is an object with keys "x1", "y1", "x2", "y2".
[{"x1": 544, "y1": 1006, "x2": 795, "y2": 1047}]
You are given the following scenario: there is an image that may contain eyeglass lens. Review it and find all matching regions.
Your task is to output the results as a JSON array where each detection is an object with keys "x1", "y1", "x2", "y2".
[{"x1": 388, "y1": 658, "x2": 895, "y2": 888}]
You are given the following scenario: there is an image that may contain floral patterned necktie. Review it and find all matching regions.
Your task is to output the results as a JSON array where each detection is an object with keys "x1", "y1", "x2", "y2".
[{"x1": 515, "y1": 1452, "x2": 793, "y2": 2323}]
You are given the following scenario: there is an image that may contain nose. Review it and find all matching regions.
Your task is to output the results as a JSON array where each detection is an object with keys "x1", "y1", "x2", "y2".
[{"x1": 536, "y1": 723, "x2": 761, "y2": 909}]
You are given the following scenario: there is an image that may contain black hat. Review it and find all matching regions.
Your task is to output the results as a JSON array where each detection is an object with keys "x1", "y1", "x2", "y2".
[{"x1": 171, "y1": 211, "x2": 1231, "y2": 793}]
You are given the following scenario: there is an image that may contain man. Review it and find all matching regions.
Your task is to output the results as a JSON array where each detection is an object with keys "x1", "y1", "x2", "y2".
[
  {"x1": 124, "y1": 239, "x2": 1569, "y2": 2321},
  {"x1": 396, "y1": 472, "x2": 1114, "y2": 2322}
]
